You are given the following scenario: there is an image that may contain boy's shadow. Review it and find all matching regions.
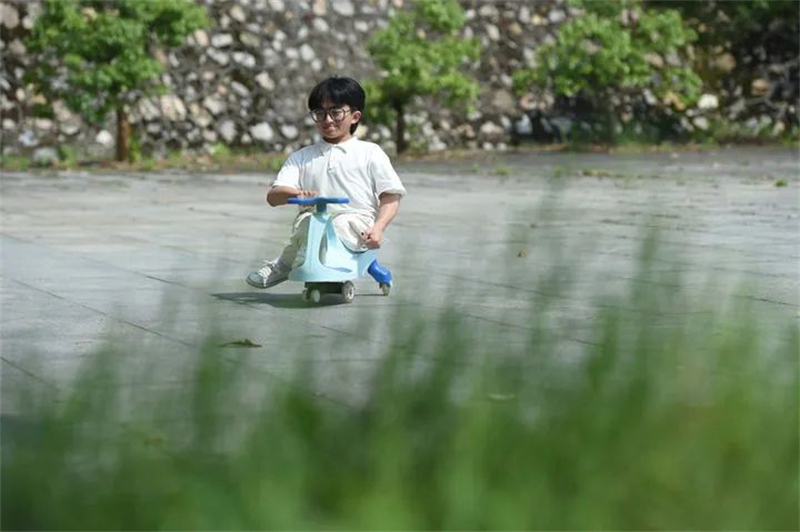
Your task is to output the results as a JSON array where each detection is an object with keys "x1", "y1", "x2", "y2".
[{"x1": 213, "y1": 291, "x2": 338, "y2": 308}]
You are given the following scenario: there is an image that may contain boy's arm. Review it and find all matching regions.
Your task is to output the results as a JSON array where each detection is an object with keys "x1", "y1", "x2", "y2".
[
  {"x1": 266, "y1": 186, "x2": 318, "y2": 206},
  {"x1": 361, "y1": 193, "x2": 401, "y2": 249}
]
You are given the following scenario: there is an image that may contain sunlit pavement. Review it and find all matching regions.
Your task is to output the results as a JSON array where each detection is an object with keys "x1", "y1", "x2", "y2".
[{"x1": 2, "y1": 146, "x2": 798, "y2": 409}]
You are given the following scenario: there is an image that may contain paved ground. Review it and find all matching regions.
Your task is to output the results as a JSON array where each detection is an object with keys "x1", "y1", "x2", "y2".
[{"x1": 2, "y1": 146, "x2": 798, "y2": 411}]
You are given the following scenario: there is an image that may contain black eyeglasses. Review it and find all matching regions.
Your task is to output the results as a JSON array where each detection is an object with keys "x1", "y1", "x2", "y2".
[{"x1": 309, "y1": 107, "x2": 352, "y2": 123}]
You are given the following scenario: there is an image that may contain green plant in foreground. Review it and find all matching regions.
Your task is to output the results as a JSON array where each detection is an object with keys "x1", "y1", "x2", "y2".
[{"x1": 2, "y1": 234, "x2": 798, "y2": 530}]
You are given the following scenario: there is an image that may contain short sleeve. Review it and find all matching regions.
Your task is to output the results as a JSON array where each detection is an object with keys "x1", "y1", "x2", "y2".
[
  {"x1": 271, "y1": 152, "x2": 301, "y2": 189},
  {"x1": 369, "y1": 147, "x2": 407, "y2": 197}
]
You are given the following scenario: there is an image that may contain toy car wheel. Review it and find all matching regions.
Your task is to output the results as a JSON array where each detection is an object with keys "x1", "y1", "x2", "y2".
[
  {"x1": 309, "y1": 288, "x2": 321, "y2": 304},
  {"x1": 341, "y1": 281, "x2": 355, "y2": 303},
  {"x1": 380, "y1": 282, "x2": 391, "y2": 296},
  {"x1": 302, "y1": 289, "x2": 311, "y2": 302}
]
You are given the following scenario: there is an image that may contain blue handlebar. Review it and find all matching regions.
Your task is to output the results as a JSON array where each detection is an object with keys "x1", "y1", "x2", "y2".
[
  {"x1": 286, "y1": 196, "x2": 350, "y2": 206},
  {"x1": 287, "y1": 196, "x2": 349, "y2": 213}
]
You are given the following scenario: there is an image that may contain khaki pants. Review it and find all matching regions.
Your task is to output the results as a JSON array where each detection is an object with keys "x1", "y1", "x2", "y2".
[{"x1": 277, "y1": 211, "x2": 372, "y2": 268}]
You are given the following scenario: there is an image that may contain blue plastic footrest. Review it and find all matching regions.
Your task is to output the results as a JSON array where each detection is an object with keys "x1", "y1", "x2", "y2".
[{"x1": 368, "y1": 260, "x2": 392, "y2": 284}]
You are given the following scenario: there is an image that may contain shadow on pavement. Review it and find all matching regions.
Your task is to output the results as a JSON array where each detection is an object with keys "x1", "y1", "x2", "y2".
[{"x1": 213, "y1": 291, "x2": 343, "y2": 308}]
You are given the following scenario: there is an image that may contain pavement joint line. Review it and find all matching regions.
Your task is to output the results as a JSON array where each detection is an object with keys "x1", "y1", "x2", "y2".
[
  {"x1": 437, "y1": 308, "x2": 602, "y2": 348},
  {"x1": 1, "y1": 356, "x2": 57, "y2": 388},
  {"x1": 703, "y1": 265, "x2": 798, "y2": 283},
  {"x1": 396, "y1": 239, "x2": 799, "y2": 280},
  {"x1": 518, "y1": 208, "x2": 799, "y2": 231},
  {"x1": 387, "y1": 267, "x2": 726, "y2": 337},
  {"x1": 567, "y1": 229, "x2": 799, "y2": 260},
  {"x1": 4, "y1": 277, "x2": 200, "y2": 350},
  {"x1": 736, "y1": 294, "x2": 799, "y2": 308},
  {"x1": 399, "y1": 260, "x2": 790, "y2": 311},
  {"x1": 592, "y1": 216, "x2": 799, "y2": 238},
  {"x1": 97, "y1": 230, "x2": 300, "y2": 268},
  {"x1": 105, "y1": 234, "x2": 246, "y2": 266},
  {"x1": 185, "y1": 207, "x2": 275, "y2": 222},
  {"x1": 141, "y1": 273, "x2": 182, "y2": 285},
  {"x1": 0, "y1": 234, "x2": 187, "y2": 288}
]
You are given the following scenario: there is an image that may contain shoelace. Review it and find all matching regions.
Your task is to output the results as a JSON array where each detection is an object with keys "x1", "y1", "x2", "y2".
[{"x1": 258, "y1": 260, "x2": 278, "y2": 275}]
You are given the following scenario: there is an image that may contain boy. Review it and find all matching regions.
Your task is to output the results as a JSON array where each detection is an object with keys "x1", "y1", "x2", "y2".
[{"x1": 247, "y1": 76, "x2": 406, "y2": 289}]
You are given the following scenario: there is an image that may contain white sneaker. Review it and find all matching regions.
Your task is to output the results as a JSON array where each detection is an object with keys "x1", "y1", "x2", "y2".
[{"x1": 246, "y1": 260, "x2": 290, "y2": 289}]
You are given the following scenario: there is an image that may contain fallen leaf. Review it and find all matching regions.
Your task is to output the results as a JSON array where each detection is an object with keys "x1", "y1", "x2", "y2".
[{"x1": 219, "y1": 339, "x2": 262, "y2": 348}]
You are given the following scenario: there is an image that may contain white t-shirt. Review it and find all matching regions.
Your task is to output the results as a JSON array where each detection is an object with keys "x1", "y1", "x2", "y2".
[{"x1": 271, "y1": 137, "x2": 406, "y2": 218}]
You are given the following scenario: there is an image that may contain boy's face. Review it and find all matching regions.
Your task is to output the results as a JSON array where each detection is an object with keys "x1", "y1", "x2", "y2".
[{"x1": 312, "y1": 100, "x2": 361, "y2": 144}]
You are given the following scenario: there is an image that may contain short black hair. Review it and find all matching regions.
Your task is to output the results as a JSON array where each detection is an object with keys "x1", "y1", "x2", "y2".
[{"x1": 308, "y1": 76, "x2": 366, "y2": 134}]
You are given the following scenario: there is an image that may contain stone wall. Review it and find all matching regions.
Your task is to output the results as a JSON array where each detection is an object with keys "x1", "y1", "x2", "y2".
[
  {"x1": 2, "y1": 0, "x2": 562, "y2": 158},
  {"x1": 1, "y1": 0, "x2": 796, "y2": 162}
]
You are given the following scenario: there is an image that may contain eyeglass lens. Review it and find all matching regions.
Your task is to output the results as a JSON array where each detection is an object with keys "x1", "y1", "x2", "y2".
[{"x1": 311, "y1": 108, "x2": 348, "y2": 122}]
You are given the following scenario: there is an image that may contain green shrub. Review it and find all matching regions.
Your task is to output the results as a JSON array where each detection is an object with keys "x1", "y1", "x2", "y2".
[
  {"x1": 210, "y1": 143, "x2": 231, "y2": 158},
  {"x1": 25, "y1": 0, "x2": 208, "y2": 162},
  {"x1": 366, "y1": 0, "x2": 480, "y2": 153},
  {"x1": 514, "y1": 0, "x2": 701, "y2": 143},
  {"x1": 56, "y1": 145, "x2": 79, "y2": 167},
  {"x1": 0, "y1": 154, "x2": 32, "y2": 171}
]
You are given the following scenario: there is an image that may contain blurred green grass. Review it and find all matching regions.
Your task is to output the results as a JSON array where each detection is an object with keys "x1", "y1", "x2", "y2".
[{"x1": 2, "y1": 233, "x2": 798, "y2": 530}]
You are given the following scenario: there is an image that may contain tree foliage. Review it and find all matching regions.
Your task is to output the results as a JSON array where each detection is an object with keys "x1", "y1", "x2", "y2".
[
  {"x1": 366, "y1": 0, "x2": 480, "y2": 153},
  {"x1": 25, "y1": 0, "x2": 208, "y2": 161},
  {"x1": 649, "y1": 0, "x2": 799, "y2": 107},
  {"x1": 513, "y1": 0, "x2": 701, "y2": 141},
  {"x1": 648, "y1": 0, "x2": 799, "y2": 50}
]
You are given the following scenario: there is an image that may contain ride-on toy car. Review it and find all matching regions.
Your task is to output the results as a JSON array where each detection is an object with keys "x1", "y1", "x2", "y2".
[{"x1": 285, "y1": 196, "x2": 392, "y2": 304}]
